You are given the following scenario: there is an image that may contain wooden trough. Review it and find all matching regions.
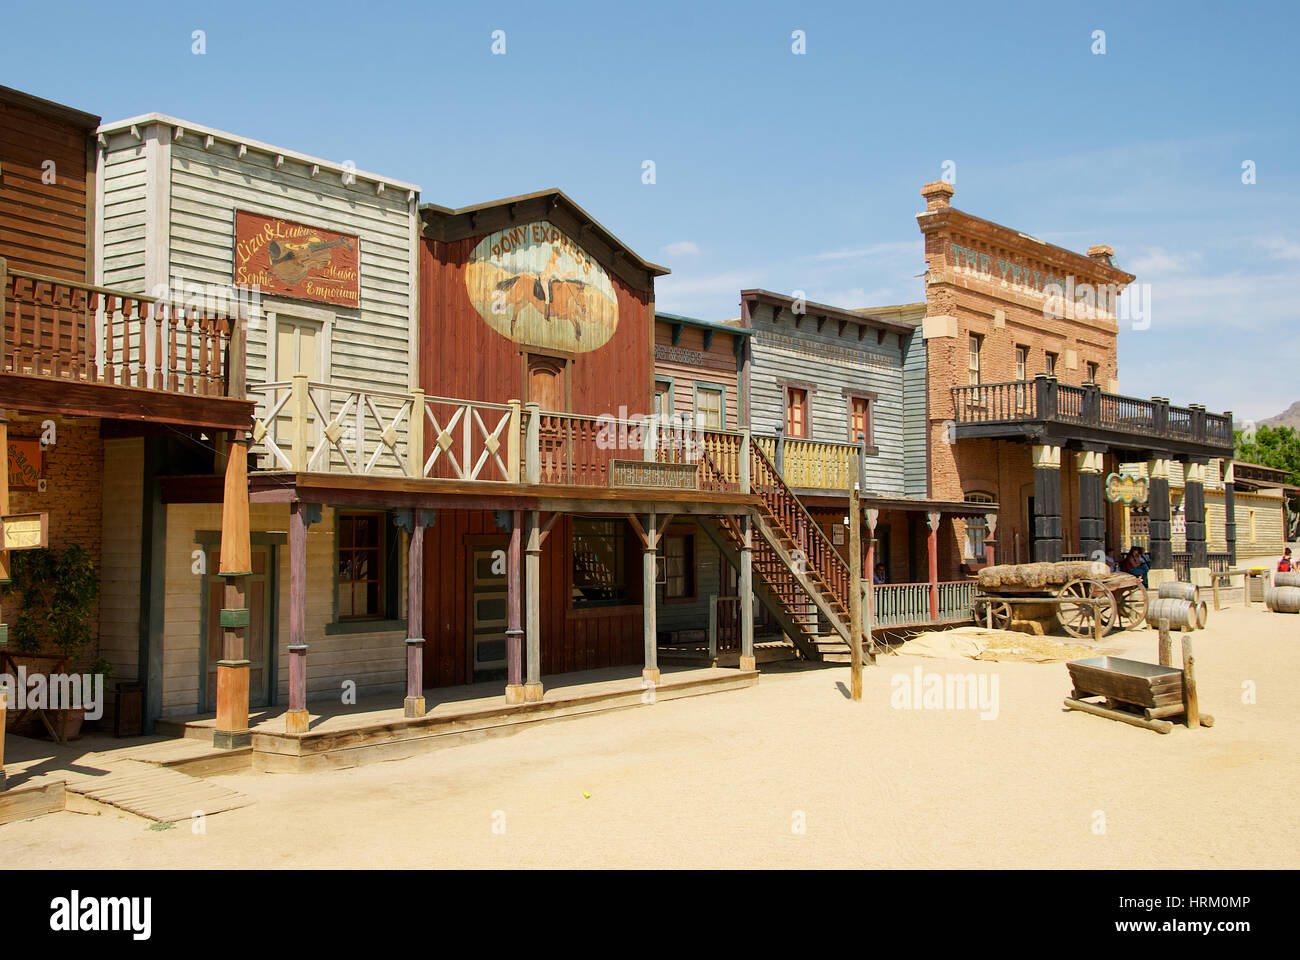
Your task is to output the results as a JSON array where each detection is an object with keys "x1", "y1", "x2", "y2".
[{"x1": 1063, "y1": 625, "x2": 1213, "y2": 734}]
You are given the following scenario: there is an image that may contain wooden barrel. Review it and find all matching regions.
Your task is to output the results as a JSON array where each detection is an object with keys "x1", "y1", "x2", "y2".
[
  {"x1": 1273, "y1": 572, "x2": 1300, "y2": 589},
  {"x1": 1194, "y1": 599, "x2": 1209, "y2": 629},
  {"x1": 1146, "y1": 597, "x2": 1198, "y2": 630},
  {"x1": 1265, "y1": 586, "x2": 1300, "y2": 614},
  {"x1": 1157, "y1": 582, "x2": 1198, "y2": 602}
]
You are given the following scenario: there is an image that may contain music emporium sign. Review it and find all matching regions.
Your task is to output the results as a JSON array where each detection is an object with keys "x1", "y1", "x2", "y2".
[{"x1": 234, "y1": 211, "x2": 360, "y2": 308}]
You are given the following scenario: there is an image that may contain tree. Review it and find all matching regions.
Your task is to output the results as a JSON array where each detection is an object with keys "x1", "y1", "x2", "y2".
[{"x1": 1235, "y1": 424, "x2": 1300, "y2": 484}]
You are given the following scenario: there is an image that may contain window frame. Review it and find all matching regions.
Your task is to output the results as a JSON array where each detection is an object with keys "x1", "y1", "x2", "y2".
[
  {"x1": 1015, "y1": 344, "x2": 1028, "y2": 381},
  {"x1": 841, "y1": 388, "x2": 879, "y2": 454},
  {"x1": 662, "y1": 530, "x2": 697, "y2": 602},
  {"x1": 968, "y1": 334, "x2": 983, "y2": 386},
  {"x1": 692, "y1": 382, "x2": 726, "y2": 431},
  {"x1": 962, "y1": 492, "x2": 996, "y2": 561},
  {"x1": 1045, "y1": 351, "x2": 1058, "y2": 377},
  {"x1": 333, "y1": 509, "x2": 399, "y2": 626},
  {"x1": 783, "y1": 385, "x2": 811, "y2": 439},
  {"x1": 570, "y1": 516, "x2": 633, "y2": 610}
]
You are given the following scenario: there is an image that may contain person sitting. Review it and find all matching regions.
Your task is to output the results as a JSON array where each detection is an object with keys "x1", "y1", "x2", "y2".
[
  {"x1": 1279, "y1": 547, "x2": 1294, "y2": 573},
  {"x1": 1121, "y1": 546, "x2": 1150, "y2": 586},
  {"x1": 1104, "y1": 547, "x2": 1119, "y2": 572},
  {"x1": 872, "y1": 563, "x2": 887, "y2": 585}
]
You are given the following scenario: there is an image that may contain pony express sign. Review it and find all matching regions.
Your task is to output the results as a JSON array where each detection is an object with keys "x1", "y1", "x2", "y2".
[{"x1": 234, "y1": 211, "x2": 360, "y2": 308}]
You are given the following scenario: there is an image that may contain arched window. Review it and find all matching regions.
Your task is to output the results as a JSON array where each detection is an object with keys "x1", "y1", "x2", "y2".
[{"x1": 964, "y1": 491, "x2": 996, "y2": 560}]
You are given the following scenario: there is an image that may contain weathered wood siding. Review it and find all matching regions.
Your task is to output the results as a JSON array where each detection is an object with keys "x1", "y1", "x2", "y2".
[
  {"x1": 421, "y1": 510, "x2": 644, "y2": 688},
  {"x1": 162, "y1": 502, "x2": 407, "y2": 716},
  {"x1": 97, "y1": 118, "x2": 419, "y2": 393},
  {"x1": 747, "y1": 302, "x2": 908, "y2": 495},
  {"x1": 420, "y1": 234, "x2": 652, "y2": 415},
  {"x1": 653, "y1": 323, "x2": 741, "y2": 429},
  {"x1": 654, "y1": 520, "x2": 724, "y2": 634},
  {"x1": 98, "y1": 437, "x2": 145, "y2": 682},
  {"x1": 901, "y1": 331, "x2": 928, "y2": 497},
  {"x1": 0, "y1": 94, "x2": 93, "y2": 279}
]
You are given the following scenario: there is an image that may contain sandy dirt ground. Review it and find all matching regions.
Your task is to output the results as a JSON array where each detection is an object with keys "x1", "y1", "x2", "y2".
[{"x1": 3, "y1": 602, "x2": 1297, "y2": 869}]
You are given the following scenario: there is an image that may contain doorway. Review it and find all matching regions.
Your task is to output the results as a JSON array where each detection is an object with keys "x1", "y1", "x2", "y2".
[
  {"x1": 203, "y1": 545, "x2": 275, "y2": 711},
  {"x1": 468, "y1": 538, "x2": 510, "y2": 683},
  {"x1": 526, "y1": 353, "x2": 568, "y2": 412}
]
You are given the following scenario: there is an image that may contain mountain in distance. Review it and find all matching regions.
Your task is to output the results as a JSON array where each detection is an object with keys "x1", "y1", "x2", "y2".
[{"x1": 1258, "y1": 402, "x2": 1300, "y2": 430}]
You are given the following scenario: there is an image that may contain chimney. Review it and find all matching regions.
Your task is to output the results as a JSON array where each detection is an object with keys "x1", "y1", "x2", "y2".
[
  {"x1": 920, "y1": 181, "x2": 954, "y2": 211},
  {"x1": 1087, "y1": 244, "x2": 1115, "y2": 266}
]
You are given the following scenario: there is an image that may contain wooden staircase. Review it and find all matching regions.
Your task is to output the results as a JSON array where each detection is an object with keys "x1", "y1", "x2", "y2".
[{"x1": 697, "y1": 442, "x2": 872, "y2": 664}]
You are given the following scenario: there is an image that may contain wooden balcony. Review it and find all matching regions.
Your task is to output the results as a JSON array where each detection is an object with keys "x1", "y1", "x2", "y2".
[
  {"x1": 0, "y1": 260, "x2": 252, "y2": 431},
  {"x1": 247, "y1": 387, "x2": 752, "y2": 506},
  {"x1": 949, "y1": 376, "x2": 1234, "y2": 458},
  {"x1": 753, "y1": 434, "x2": 866, "y2": 494}
]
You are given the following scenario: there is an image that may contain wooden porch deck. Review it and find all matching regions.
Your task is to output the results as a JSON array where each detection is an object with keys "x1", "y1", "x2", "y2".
[{"x1": 157, "y1": 664, "x2": 758, "y2": 772}]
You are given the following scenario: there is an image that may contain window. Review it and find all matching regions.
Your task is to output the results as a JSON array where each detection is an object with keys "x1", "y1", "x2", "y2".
[
  {"x1": 963, "y1": 492, "x2": 996, "y2": 560},
  {"x1": 786, "y1": 387, "x2": 809, "y2": 438},
  {"x1": 1015, "y1": 345, "x2": 1028, "y2": 381},
  {"x1": 1045, "y1": 352, "x2": 1058, "y2": 377},
  {"x1": 1085, "y1": 361, "x2": 1099, "y2": 384},
  {"x1": 654, "y1": 380, "x2": 673, "y2": 421},
  {"x1": 968, "y1": 335, "x2": 982, "y2": 385},
  {"x1": 694, "y1": 384, "x2": 724, "y2": 430},
  {"x1": 572, "y1": 518, "x2": 629, "y2": 608},
  {"x1": 663, "y1": 533, "x2": 695, "y2": 600},
  {"x1": 338, "y1": 512, "x2": 385, "y2": 619}
]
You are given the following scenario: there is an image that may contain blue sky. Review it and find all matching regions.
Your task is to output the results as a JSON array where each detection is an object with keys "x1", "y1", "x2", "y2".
[{"x1": 3, "y1": 0, "x2": 1296, "y2": 420}]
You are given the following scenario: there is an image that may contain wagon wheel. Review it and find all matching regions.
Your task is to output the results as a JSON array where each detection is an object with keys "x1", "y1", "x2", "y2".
[
  {"x1": 1112, "y1": 583, "x2": 1147, "y2": 632},
  {"x1": 1057, "y1": 577, "x2": 1118, "y2": 639},
  {"x1": 972, "y1": 597, "x2": 1013, "y2": 630}
]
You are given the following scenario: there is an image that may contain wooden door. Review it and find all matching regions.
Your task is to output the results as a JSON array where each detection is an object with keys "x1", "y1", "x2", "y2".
[
  {"x1": 527, "y1": 355, "x2": 567, "y2": 412},
  {"x1": 205, "y1": 546, "x2": 273, "y2": 710},
  {"x1": 468, "y1": 540, "x2": 509, "y2": 682}
]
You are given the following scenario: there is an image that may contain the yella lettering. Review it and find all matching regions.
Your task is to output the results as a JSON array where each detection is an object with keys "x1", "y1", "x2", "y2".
[{"x1": 49, "y1": 891, "x2": 151, "y2": 940}]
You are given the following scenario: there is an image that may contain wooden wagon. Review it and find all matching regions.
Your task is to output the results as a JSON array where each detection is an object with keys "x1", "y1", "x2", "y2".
[{"x1": 971, "y1": 561, "x2": 1148, "y2": 639}]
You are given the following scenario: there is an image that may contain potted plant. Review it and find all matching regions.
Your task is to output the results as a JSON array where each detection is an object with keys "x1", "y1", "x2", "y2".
[{"x1": 1, "y1": 544, "x2": 100, "y2": 740}]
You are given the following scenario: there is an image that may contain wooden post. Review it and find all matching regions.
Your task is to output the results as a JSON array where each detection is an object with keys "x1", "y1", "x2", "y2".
[
  {"x1": 926, "y1": 511, "x2": 940, "y2": 621},
  {"x1": 290, "y1": 373, "x2": 310, "y2": 473},
  {"x1": 524, "y1": 402, "x2": 540, "y2": 484},
  {"x1": 227, "y1": 311, "x2": 247, "y2": 400},
  {"x1": 523, "y1": 511, "x2": 544, "y2": 701},
  {"x1": 1158, "y1": 618, "x2": 1172, "y2": 667},
  {"x1": 708, "y1": 595, "x2": 718, "y2": 660},
  {"x1": 505, "y1": 510, "x2": 524, "y2": 704},
  {"x1": 864, "y1": 508, "x2": 878, "y2": 623},
  {"x1": 409, "y1": 389, "x2": 425, "y2": 478},
  {"x1": 739, "y1": 513, "x2": 754, "y2": 671},
  {"x1": 0, "y1": 258, "x2": 7, "y2": 376},
  {"x1": 284, "y1": 500, "x2": 311, "y2": 734},
  {"x1": 2, "y1": 409, "x2": 10, "y2": 784},
  {"x1": 643, "y1": 512, "x2": 660, "y2": 685},
  {"x1": 1212, "y1": 575, "x2": 1221, "y2": 611},
  {"x1": 1181, "y1": 633, "x2": 1199, "y2": 729},
  {"x1": 214, "y1": 430, "x2": 253, "y2": 749},
  {"x1": 506, "y1": 399, "x2": 521, "y2": 482},
  {"x1": 404, "y1": 508, "x2": 427, "y2": 717},
  {"x1": 739, "y1": 429, "x2": 751, "y2": 495},
  {"x1": 848, "y1": 459, "x2": 863, "y2": 701}
]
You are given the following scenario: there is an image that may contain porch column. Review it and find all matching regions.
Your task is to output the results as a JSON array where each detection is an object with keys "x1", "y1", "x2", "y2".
[
  {"x1": 0, "y1": 409, "x2": 9, "y2": 787},
  {"x1": 926, "y1": 511, "x2": 940, "y2": 621},
  {"x1": 524, "y1": 511, "x2": 544, "y2": 701},
  {"x1": 1223, "y1": 461, "x2": 1237, "y2": 566},
  {"x1": 404, "y1": 508, "x2": 428, "y2": 717},
  {"x1": 215, "y1": 430, "x2": 253, "y2": 749},
  {"x1": 505, "y1": 510, "x2": 525, "y2": 704},
  {"x1": 1147, "y1": 458, "x2": 1175, "y2": 588},
  {"x1": 284, "y1": 500, "x2": 317, "y2": 735},
  {"x1": 1031, "y1": 444, "x2": 1063, "y2": 562},
  {"x1": 1077, "y1": 448, "x2": 1106, "y2": 561},
  {"x1": 739, "y1": 512, "x2": 755, "y2": 671},
  {"x1": 864, "y1": 508, "x2": 879, "y2": 622},
  {"x1": 1184, "y1": 460, "x2": 1210, "y2": 586},
  {"x1": 643, "y1": 511, "x2": 660, "y2": 685}
]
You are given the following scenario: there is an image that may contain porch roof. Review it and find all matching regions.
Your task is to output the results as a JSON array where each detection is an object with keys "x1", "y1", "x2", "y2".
[{"x1": 800, "y1": 493, "x2": 999, "y2": 518}]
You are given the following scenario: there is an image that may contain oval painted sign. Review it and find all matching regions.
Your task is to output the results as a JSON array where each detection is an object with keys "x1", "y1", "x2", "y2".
[
  {"x1": 1105, "y1": 472, "x2": 1149, "y2": 504},
  {"x1": 465, "y1": 221, "x2": 619, "y2": 353}
]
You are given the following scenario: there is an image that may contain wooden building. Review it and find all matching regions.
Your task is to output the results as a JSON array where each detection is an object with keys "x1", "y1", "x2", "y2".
[{"x1": 0, "y1": 90, "x2": 253, "y2": 771}]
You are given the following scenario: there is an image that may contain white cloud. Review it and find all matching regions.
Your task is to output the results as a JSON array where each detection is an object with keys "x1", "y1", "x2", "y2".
[
  {"x1": 810, "y1": 240, "x2": 919, "y2": 262},
  {"x1": 1128, "y1": 247, "x2": 1204, "y2": 275},
  {"x1": 662, "y1": 240, "x2": 700, "y2": 256}
]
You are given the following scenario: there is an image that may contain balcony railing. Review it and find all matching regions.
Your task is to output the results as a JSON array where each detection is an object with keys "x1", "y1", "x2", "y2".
[
  {"x1": 2, "y1": 263, "x2": 241, "y2": 398},
  {"x1": 950, "y1": 377, "x2": 1233, "y2": 449},
  {"x1": 870, "y1": 580, "x2": 975, "y2": 628},
  {"x1": 753, "y1": 433, "x2": 866, "y2": 492}
]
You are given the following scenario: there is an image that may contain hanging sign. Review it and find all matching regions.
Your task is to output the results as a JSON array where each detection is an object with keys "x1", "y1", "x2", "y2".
[
  {"x1": 1105, "y1": 473, "x2": 1149, "y2": 504},
  {"x1": 1, "y1": 512, "x2": 49, "y2": 551},
  {"x1": 7, "y1": 439, "x2": 44, "y2": 491},
  {"x1": 234, "y1": 211, "x2": 360, "y2": 307}
]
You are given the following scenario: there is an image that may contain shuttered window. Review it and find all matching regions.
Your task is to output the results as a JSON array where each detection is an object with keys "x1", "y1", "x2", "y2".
[{"x1": 786, "y1": 388, "x2": 808, "y2": 438}]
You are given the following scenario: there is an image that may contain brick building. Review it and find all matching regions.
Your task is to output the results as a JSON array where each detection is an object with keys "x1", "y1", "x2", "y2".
[{"x1": 914, "y1": 181, "x2": 1236, "y2": 585}]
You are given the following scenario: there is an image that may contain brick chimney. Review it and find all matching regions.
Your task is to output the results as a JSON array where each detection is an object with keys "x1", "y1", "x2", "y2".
[
  {"x1": 1087, "y1": 244, "x2": 1115, "y2": 266},
  {"x1": 920, "y1": 181, "x2": 954, "y2": 211}
]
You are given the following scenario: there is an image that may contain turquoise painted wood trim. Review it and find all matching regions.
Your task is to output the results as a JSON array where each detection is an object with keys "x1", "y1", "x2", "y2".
[{"x1": 692, "y1": 380, "x2": 727, "y2": 430}]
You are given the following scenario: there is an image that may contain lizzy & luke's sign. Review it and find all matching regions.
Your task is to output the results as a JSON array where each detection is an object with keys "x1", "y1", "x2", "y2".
[{"x1": 234, "y1": 211, "x2": 360, "y2": 308}]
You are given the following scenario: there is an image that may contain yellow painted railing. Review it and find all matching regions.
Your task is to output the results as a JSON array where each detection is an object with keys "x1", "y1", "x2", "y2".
[{"x1": 754, "y1": 435, "x2": 859, "y2": 492}]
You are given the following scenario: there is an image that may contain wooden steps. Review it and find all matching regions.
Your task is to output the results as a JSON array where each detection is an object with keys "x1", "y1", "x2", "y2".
[{"x1": 63, "y1": 759, "x2": 252, "y2": 823}]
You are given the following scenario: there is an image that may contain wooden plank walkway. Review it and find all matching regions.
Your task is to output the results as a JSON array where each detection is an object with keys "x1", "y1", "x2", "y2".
[{"x1": 63, "y1": 760, "x2": 251, "y2": 823}]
